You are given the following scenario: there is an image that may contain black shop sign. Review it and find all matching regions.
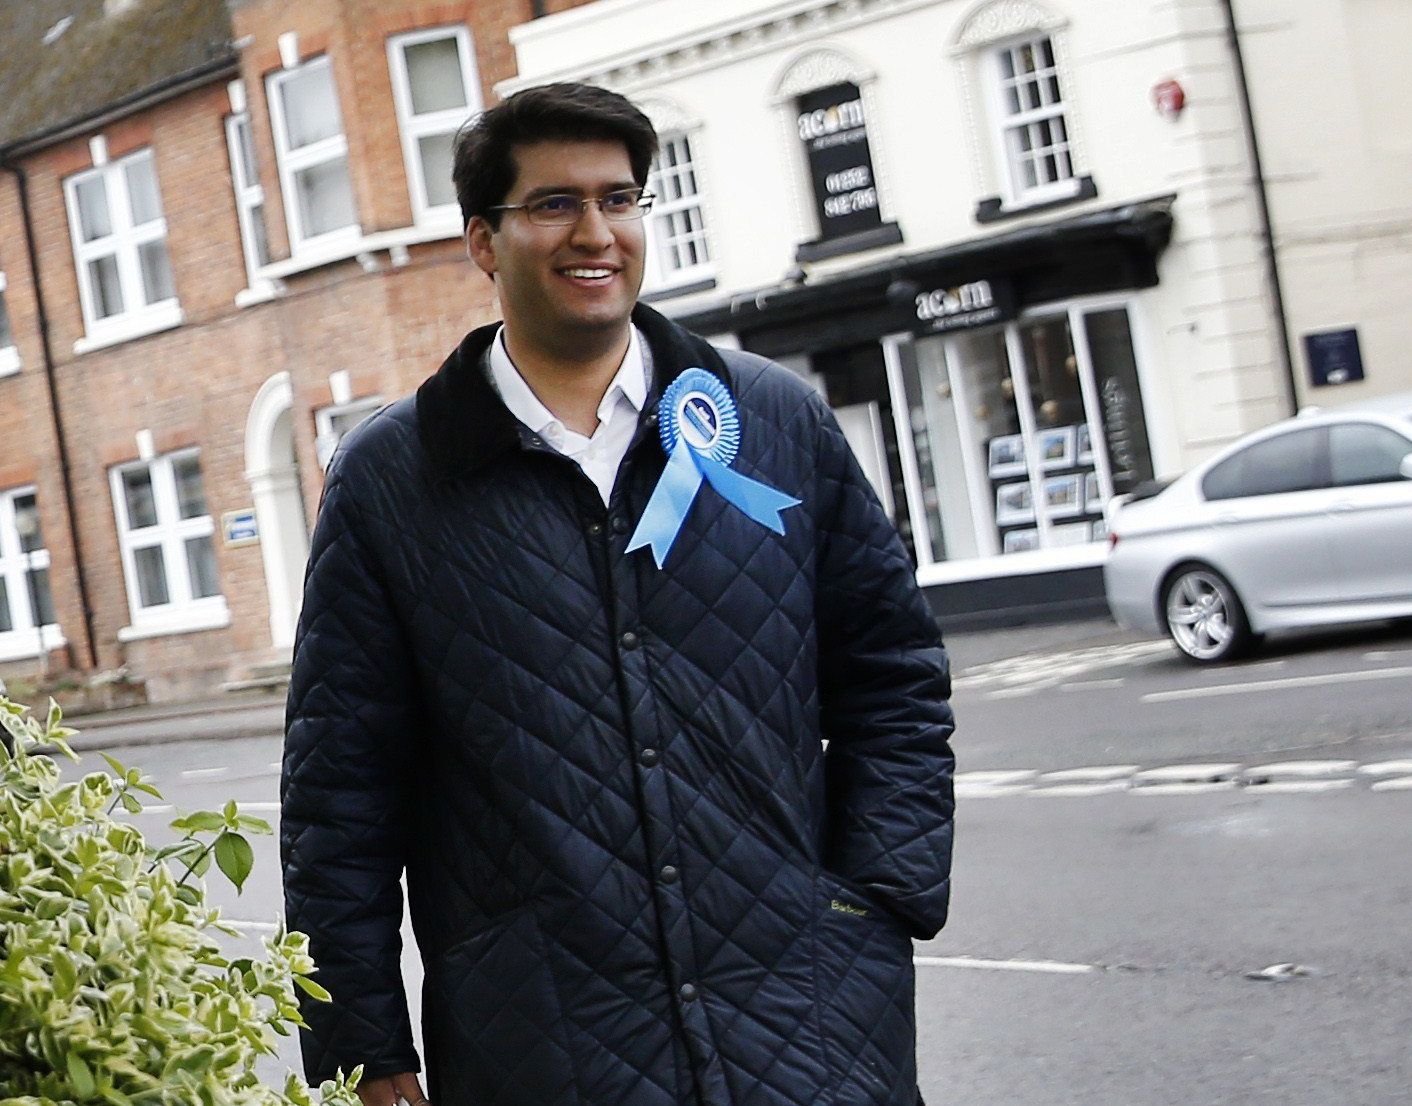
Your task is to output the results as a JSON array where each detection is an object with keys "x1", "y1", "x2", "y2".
[
  {"x1": 911, "y1": 278, "x2": 1017, "y2": 335},
  {"x1": 796, "y1": 82, "x2": 881, "y2": 241}
]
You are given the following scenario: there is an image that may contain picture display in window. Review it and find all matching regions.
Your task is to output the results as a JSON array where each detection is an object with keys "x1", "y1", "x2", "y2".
[
  {"x1": 647, "y1": 133, "x2": 711, "y2": 282},
  {"x1": 226, "y1": 113, "x2": 272, "y2": 281},
  {"x1": 0, "y1": 489, "x2": 58, "y2": 638},
  {"x1": 64, "y1": 149, "x2": 178, "y2": 331},
  {"x1": 993, "y1": 36, "x2": 1076, "y2": 201},
  {"x1": 389, "y1": 27, "x2": 482, "y2": 220},
  {"x1": 269, "y1": 57, "x2": 358, "y2": 248},
  {"x1": 111, "y1": 452, "x2": 224, "y2": 624}
]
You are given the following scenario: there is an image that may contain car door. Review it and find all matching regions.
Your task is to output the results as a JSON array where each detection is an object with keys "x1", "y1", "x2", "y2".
[
  {"x1": 1199, "y1": 425, "x2": 1339, "y2": 613},
  {"x1": 1327, "y1": 420, "x2": 1412, "y2": 604}
]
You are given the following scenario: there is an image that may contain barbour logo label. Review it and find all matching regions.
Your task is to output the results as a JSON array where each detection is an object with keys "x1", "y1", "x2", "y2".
[{"x1": 829, "y1": 898, "x2": 869, "y2": 918}]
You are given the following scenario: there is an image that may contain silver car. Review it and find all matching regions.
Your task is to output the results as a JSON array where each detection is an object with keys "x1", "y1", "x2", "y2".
[{"x1": 1104, "y1": 393, "x2": 1412, "y2": 663}]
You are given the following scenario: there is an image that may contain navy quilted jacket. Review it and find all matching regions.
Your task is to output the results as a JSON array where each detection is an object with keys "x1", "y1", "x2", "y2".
[{"x1": 282, "y1": 305, "x2": 955, "y2": 1106}]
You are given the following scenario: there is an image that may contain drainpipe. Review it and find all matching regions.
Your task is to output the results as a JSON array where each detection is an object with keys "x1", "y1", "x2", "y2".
[
  {"x1": 1219, "y1": 0, "x2": 1299, "y2": 416},
  {"x1": 531, "y1": 0, "x2": 547, "y2": 18},
  {"x1": 0, "y1": 156, "x2": 99, "y2": 670}
]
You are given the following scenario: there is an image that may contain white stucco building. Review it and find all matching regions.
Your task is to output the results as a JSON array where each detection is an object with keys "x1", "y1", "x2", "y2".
[{"x1": 504, "y1": 0, "x2": 1412, "y2": 624}]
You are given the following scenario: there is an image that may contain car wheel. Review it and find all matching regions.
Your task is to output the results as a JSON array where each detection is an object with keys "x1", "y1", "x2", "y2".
[{"x1": 1162, "y1": 565, "x2": 1253, "y2": 664}]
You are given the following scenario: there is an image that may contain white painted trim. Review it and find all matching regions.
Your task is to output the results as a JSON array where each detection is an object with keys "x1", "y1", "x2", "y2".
[
  {"x1": 245, "y1": 373, "x2": 307, "y2": 650},
  {"x1": 0, "y1": 626, "x2": 66, "y2": 664},
  {"x1": 329, "y1": 369, "x2": 352, "y2": 406},
  {"x1": 135, "y1": 430, "x2": 155, "y2": 461},
  {"x1": 72, "y1": 302, "x2": 184, "y2": 355},
  {"x1": 915, "y1": 542, "x2": 1105, "y2": 587},
  {"x1": 117, "y1": 602, "x2": 232, "y2": 642},
  {"x1": 0, "y1": 346, "x2": 19, "y2": 377},
  {"x1": 227, "y1": 78, "x2": 247, "y2": 114},
  {"x1": 89, "y1": 135, "x2": 108, "y2": 166},
  {"x1": 278, "y1": 32, "x2": 299, "y2": 70},
  {"x1": 234, "y1": 284, "x2": 282, "y2": 308},
  {"x1": 254, "y1": 218, "x2": 461, "y2": 281}
]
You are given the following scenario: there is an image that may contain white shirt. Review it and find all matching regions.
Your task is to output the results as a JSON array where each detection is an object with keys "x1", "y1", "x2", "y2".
[{"x1": 487, "y1": 325, "x2": 651, "y2": 506}]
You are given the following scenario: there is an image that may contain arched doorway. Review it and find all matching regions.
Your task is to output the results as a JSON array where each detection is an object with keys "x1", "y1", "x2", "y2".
[{"x1": 245, "y1": 373, "x2": 309, "y2": 651}]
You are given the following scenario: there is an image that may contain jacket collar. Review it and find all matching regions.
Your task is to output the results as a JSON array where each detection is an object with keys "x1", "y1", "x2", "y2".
[{"x1": 416, "y1": 303, "x2": 730, "y2": 480}]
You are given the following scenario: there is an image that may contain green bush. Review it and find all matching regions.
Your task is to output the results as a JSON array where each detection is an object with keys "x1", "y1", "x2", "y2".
[{"x1": 0, "y1": 694, "x2": 361, "y2": 1105}]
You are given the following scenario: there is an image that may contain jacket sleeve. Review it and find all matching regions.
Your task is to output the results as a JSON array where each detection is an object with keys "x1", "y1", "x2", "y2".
[
  {"x1": 812, "y1": 396, "x2": 956, "y2": 939},
  {"x1": 281, "y1": 462, "x2": 421, "y2": 1082}
]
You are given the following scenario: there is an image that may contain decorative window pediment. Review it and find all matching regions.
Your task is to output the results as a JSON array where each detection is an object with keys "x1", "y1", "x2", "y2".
[
  {"x1": 951, "y1": 0, "x2": 1066, "y2": 53},
  {"x1": 771, "y1": 46, "x2": 874, "y2": 102}
]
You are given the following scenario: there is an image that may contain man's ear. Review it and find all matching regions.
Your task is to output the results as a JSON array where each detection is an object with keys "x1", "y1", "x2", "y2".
[{"x1": 466, "y1": 217, "x2": 496, "y2": 277}]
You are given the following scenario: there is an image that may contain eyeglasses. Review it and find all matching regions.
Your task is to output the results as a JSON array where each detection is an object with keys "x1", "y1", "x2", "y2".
[{"x1": 490, "y1": 187, "x2": 655, "y2": 227}]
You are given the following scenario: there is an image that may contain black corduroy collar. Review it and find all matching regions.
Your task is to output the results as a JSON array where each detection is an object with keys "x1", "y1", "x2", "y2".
[{"x1": 415, "y1": 303, "x2": 730, "y2": 480}]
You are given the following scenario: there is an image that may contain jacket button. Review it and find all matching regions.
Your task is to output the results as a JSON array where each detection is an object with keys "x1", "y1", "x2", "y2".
[
  {"x1": 659, "y1": 865, "x2": 679, "y2": 885},
  {"x1": 678, "y1": 983, "x2": 697, "y2": 1003},
  {"x1": 586, "y1": 521, "x2": 604, "y2": 537},
  {"x1": 610, "y1": 516, "x2": 629, "y2": 534},
  {"x1": 619, "y1": 631, "x2": 640, "y2": 651},
  {"x1": 639, "y1": 747, "x2": 660, "y2": 767}
]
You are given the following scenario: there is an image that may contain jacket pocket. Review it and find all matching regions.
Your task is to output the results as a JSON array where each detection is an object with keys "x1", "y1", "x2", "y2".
[
  {"x1": 423, "y1": 908, "x2": 580, "y2": 1106},
  {"x1": 813, "y1": 873, "x2": 919, "y2": 1106}
]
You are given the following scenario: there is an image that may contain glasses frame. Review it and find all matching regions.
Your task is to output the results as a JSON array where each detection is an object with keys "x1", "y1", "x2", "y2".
[{"x1": 489, "y1": 187, "x2": 656, "y2": 227}]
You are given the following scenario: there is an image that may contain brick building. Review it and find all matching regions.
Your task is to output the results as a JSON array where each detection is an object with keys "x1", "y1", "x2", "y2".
[{"x1": 0, "y1": 0, "x2": 589, "y2": 700}]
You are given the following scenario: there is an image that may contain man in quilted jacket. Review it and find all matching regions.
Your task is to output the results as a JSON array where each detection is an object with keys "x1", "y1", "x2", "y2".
[{"x1": 283, "y1": 82, "x2": 955, "y2": 1106}]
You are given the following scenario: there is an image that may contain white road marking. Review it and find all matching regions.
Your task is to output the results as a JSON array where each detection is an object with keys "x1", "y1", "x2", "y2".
[
  {"x1": 1131, "y1": 782, "x2": 1240, "y2": 796},
  {"x1": 181, "y1": 766, "x2": 230, "y2": 780},
  {"x1": 954, "y1": 784, "x2": 1032, "y2": 798},
  {"x1": 1040, "y1": 765, "x2": 1138, "y2": 783},
  {"x1": 1062, "y1": 679, "x2": 1125, "y2": 692},
  {"x1": 984, "y1": 686, "x2": 1039, "y2": 700},
  {"x1": 1133, "y1": 763, "x2": 1241, "y2": 784},
  {"x1": 1371, "y1": 776, "x2": 1412, "y2": 792},
  {"x1": 1031, "y1": 782, "x2": 1130, "y2": 797},
  {"x1": 1242, "y1": 760, "x2": 1359, "y2": 780},
  {"x1": 955, "y1": 770, "x2": 1037, "y2": 786},
  {"x1": 914, "y1": 955, "x2": 1097, "y2": 975},
  {"x1": 1359, "y1": 760, "x2": 1412, "y2": 776},
  {"x1": 1365, "y1": 650, "x2": 1412, "y2": 661},
  {"x1": 1143, "y1": 665, "x2": 1412, "y2": 703},
  {"x1": 1246, "y1": 779, "x2": 1355, "y2": 794},
  {"x1": 127, "y1": 801, "x2": 280, "y2": 816},
  {"x1": 224, "y1": 919, "x2": 280, "y2": 932},
  {"x1": 267, "y1": 761, "x2": 282, "y2": 772},
  {"x1": 1202, "y1": 660, "x2": 1287, "y2": 676}
]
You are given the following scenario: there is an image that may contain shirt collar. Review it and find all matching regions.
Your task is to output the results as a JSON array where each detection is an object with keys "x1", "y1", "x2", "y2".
[{"x1": 488, "y1": 325, "x2": 648, "y2": 436}]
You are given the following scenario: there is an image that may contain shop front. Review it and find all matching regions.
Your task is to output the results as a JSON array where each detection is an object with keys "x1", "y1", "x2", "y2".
[{"x1": 679, "y1": 197, "x2": 1174, "y2": 627}]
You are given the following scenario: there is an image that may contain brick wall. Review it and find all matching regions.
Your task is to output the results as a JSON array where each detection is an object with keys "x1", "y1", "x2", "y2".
[{"x1": 0, "y1": 0, "x2": 598, "y2": 701}]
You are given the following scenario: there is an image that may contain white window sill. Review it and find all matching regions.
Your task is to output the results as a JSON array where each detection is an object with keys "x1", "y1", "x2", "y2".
[
  {"x1": 0, "y1": 625, "x2": 66, "y2": 664},
  {"x1": 0, "y1": 346, "x2": 19, "y2": 377},
  {"x1": 117, "y1": 601, "x2": 231, "y2": 642},
  {"x1": 74, "y1": 302, "x2": 184, "y2": 356},
  {"x1": 915, "y1": 542, "x2": 1106, "y2": 588},
  {"x1": 257, "y1": 221, "x2": 462, "y2": 282},
  {"x1": 235, "y1": 282, "x2": 283, "y2": 309}
]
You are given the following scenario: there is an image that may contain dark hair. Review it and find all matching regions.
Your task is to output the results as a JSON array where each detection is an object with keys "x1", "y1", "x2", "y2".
[{"x1": 452, "y1": 82, "x2": 659, "y2": 230}]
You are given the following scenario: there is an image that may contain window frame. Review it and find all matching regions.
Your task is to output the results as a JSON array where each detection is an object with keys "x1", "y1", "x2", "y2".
[
  {"x1": 315, "y1": 396, "x2": 385, "y2": 470},
  {"x1": 225, "y1": 112, "x2": 275, "y2": 294},
  {"x1": 644, "y1": 130, "x2": 714, "y2": 292},
  {"x1": 267, "y1": 55, "x2": 361, "y2": 256},
  {"x1": 982, "y1": 34, "x2": 1082, "y2": 209},
  {"x1": 110, "y1": 450, "x2": 229, "y2": 640},
  {"x1": 0, "y1": 487, "x2": 64, "y2": 662},
  {"x1": 386, "y1": 25, "x2": 482, "y2": 226},
  {"x1": 62, "y1": 148, "x2": 182, "y2": 346},
  {"x1": 0, "y1": 270, "x2": 18, "y2": 376}
]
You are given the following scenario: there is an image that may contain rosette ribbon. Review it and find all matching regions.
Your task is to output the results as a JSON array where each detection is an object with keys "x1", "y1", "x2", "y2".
[{"x1": 627, "y1": 368, "x2": 802, "y2": 568}]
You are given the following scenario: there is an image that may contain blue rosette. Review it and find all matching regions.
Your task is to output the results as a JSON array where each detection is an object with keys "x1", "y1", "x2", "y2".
[{"x1": 627, "y1": 368, "x2": 802, "y2": 568}]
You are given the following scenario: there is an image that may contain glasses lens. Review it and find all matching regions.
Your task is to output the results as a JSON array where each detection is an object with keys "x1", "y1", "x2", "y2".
[
  {"x1": 526, "y1": 194, "x2": 583, "y2": 226},
  {"x1": 601, "y1": 189, "x2": 648, "y2": 220}
]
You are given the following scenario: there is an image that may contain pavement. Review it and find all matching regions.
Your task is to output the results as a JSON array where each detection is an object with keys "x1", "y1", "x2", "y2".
[{"x1": 49, "y1": 615, "x2": 1137, "y2": 752}]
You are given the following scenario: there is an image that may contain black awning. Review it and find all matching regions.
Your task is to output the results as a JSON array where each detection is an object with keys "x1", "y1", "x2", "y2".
[{"x1": 674, "y1": 195, "x2": 1176, "y2": 356}]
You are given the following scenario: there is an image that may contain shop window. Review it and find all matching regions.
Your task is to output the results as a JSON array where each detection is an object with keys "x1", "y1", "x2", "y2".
[
  {"x1": 903, "y1": 304, "x2": 1153, "y2": 563},
  {"x1": 0, "y1": 489, "x2": 59, "y2": 658},
  {"x1": 63, "y1": 149, "x2": 181, "y2": 345},
  {"x1": 110, "y1": 451, "x2": 229, "y2": 639},
  {"x1": 225, "y1": 113, "x2": 273, "y2": 289},
  {"x1": 268, "y1": 56, "x2": 359, "y2": 252},
  {"x1": 987, "y1": 36, "x2": 1079, "y2": 206},
  {"x1": 315, "y1": 396, "x2": 384, "y2": 470},
  {"x1": 0, "y1": 270, "x2": 17, "y2": 374},
  {"x1": 646, "y1": 132, "x2": 713, "y2": 289},
  {"x1": 388, "y1": 26, "x2": 482, "y2": 223}
]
